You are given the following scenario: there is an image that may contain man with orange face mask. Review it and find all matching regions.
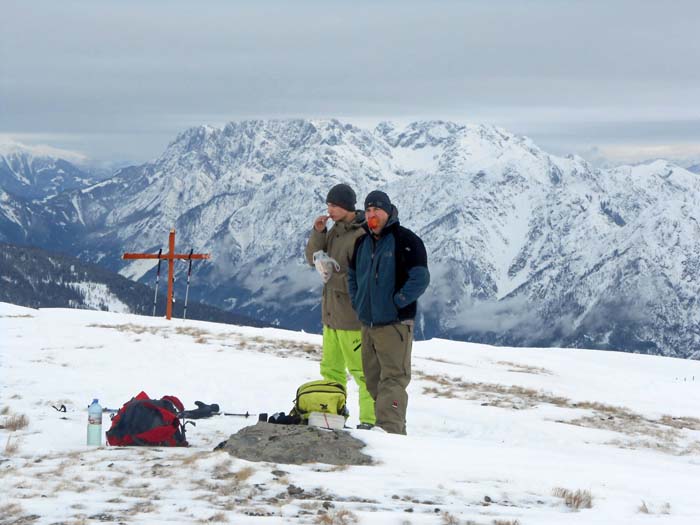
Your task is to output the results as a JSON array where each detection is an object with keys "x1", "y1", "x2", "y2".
[
  {"x1": 305, "y1": 183, "x2": 376, "y2": 429},
  {"x1": 348, "y1": 190, "x2": 430, "y2": 435}
]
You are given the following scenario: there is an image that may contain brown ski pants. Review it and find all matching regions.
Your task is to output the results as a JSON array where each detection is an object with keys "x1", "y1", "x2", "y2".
[{"x1": 360, "y1": 322, "x2": 413, "y2": 435}]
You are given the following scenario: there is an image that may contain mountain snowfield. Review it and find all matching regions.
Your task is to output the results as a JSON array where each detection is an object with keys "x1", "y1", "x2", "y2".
[
  {"x1": 2, "y1": 302, "x2": 700, "y2": 524},
  {"x1": 2, "y1": 119, "x2": 700, "y2": 358}
]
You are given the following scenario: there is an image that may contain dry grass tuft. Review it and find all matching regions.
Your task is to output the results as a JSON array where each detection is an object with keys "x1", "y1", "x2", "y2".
[
  {"x1": 180, "y1": 451, "x2": 210, "y2": 466},
  {"x1": 441, "y1": 512, "x2": 460, "y2": 525},
  {"x1": 552, "y1": 487, "x2": 593, "y2": 510},
  {"x1": 212, "y1": 459, "x2": 233, "y2": 479},
  {"x1": 493, "y1": 520, "x2": 520, "y2": 525},
  {"x1": 127, "y1": 501, "x2": 157, "y2": 514},
  {"x1": 0, "y1": 406, "x2": 10, "y2": 415},
  {"x1": 5, "y1": 436, "x2": 19, "y2": 454},
  {"x1": 638, "y1": 501, "x2": 671, "y2": 515},
  {"x1": 0, "y1": 502, "x2": 23, "y2": 516},
  {"x1": 313, "y1": 508, "x2": 359, "y2": 525},
  {"x1": 199, "y1": 512, "x2": 229, "y2": 523},
  {"x1": 497, "y1": 360, "x2": 552, "y2": 375},
  {"x1": 658, "y1": 415, "x2": 700, "y2": 431},
  {"x1": 234, "y1": 466, "x2": 256, "y2": 483},
  {"x1": 3, "y1": 413, "x2": 29, "y2": 431}
]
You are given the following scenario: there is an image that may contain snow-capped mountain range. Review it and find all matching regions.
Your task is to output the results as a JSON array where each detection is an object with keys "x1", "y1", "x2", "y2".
[
  {"x1": 0, "y1": 142, "x2": 102, "y2": 200},
  {"x1": 1, "y1": 120, "x2": 699, "y2": 358}
]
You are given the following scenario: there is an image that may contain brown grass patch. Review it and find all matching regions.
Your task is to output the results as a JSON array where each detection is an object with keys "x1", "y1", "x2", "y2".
[
  {"x1": 313, "y1": 508, "x2": 359, "y2": 525},
  {"x1": 658, "y1": 415, "x2": 700, "y2": 431},
  {"x1": 128, "y1": 501, "x2": 157, "y2": 514},
  {"x1": 88, "y1": 322, "x2": 163, "y2": 335},
  {"x1": 0, "y1": 502, "x2": 23, "y2": 516},
  {"x1": 552, "y1": 487, "x2": 593, "y2": 510},
  {"x1": 199, "y1": 512, "x2": 229, "y2": 523},
  {"x1": 418, "y1": 370, "x2": 700, "y2": 454},
  {"x1": 497, "y1": 360, "x2": 552, "y2": 375},
  {"x1": 3, "y1": 413, "x2": 29, "y2": 431},
  {"x1": 234, "y1": 466, "x2": 256, "y2": 483}
]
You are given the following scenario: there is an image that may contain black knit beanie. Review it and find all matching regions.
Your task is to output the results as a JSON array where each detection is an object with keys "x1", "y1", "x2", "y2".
[
  {"x1": 326, "y1": 184, "x2": 356, "y2": 211},
  {"x1": 364, "y1": 190, "x2": 392, "y2": 215}
]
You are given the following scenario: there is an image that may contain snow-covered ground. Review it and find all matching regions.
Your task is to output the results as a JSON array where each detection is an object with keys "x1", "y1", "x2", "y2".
[{"x1": 2, "y1": 302, "x2": 700, "y2": 524}]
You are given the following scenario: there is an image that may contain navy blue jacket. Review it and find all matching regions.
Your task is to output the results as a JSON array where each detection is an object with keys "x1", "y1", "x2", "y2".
[{"x1": 348, "y1": 207, "x2": 430, "y2": 326}]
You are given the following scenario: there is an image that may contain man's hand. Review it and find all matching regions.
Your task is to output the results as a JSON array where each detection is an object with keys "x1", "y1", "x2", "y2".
[{"x1": 313, "y1": 215, "x2": 329, "y2": 232}]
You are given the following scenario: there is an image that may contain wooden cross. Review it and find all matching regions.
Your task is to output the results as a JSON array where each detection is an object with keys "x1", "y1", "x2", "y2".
[{"x1": 123, "y1": 229, "x2": 210, "y2": 320}]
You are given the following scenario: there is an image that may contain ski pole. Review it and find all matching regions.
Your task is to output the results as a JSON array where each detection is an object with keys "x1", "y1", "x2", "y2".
[
  {"x1": 152, "y1": 248, "x2": 163, "y2": 316},
  {"x1": 222, "y1": 411, "x2": 268, "y2": 421},
  {"x1": 183, "y1": 249, "x2": 194, "y2": 320}
]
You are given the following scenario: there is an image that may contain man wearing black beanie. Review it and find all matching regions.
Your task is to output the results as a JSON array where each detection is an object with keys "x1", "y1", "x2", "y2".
[
  {"x1": 348, "y1": 190, "x2": 430, "y2": 435},
  {"x1": 304, "y1": 183, "x2": 376, "y2": 428}
]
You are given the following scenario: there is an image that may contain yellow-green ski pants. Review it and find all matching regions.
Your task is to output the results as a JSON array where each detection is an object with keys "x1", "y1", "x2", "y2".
[{"x1": 321, "y1": 326, "x2": 376, "y2": 425}]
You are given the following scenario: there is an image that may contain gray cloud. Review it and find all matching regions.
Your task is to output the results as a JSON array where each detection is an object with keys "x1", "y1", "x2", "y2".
[{"x1": 2, "y1": 0, "x2": 699, "y2": 162}]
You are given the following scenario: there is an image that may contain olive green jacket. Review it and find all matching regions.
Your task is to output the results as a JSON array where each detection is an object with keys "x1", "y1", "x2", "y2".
[{"x1": 305, "y1": 213, "x2": 366, "y2": 330}]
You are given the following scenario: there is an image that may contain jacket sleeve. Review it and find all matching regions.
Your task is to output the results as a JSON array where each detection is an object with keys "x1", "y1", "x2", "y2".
[
  {"x1": 304, "y1": 227, "x2": 327, "y2": 266},
  {"x1": 394, "y1": 231, "x2": 430, "y2": 308},
  {"x1": 347, "y1": 236, "x2": 362, "y2": 309}
]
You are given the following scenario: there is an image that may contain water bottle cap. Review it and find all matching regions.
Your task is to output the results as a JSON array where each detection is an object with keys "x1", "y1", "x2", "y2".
[{"x1": 92, "y1": 398, "x2": 98, "y2": 404}]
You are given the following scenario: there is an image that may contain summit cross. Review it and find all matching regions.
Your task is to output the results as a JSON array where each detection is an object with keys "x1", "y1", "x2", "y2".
[{"x1": 123, "y1": 229, "x2": 210, "y2": 320}]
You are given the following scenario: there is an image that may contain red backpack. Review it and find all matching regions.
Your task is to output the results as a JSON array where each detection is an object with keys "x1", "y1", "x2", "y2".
[{"x1": 106, "y1": 391, "x2": 188, "y2": 447}]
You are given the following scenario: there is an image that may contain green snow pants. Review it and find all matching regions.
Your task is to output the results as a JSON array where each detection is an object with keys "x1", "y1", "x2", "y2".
[
  {"x1": 361, "y1": 322, "x2": 413, "y2": 435},
  {"x1": 321, "y1": 326, "x2": 376, "y2": 425}
]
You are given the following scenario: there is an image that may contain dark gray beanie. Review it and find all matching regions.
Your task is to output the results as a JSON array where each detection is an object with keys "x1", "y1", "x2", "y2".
[
  {"x1": 364, "y1": 190, "x2": 392, "y2": 215},
  {"x1": 326, "y1": 184, "x2": 356, "y2": 211}
]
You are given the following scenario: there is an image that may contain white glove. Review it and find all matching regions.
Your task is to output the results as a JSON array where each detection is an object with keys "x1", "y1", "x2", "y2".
[{"x1": 313, "y1": 250, "x2": 341, "y2": 283}]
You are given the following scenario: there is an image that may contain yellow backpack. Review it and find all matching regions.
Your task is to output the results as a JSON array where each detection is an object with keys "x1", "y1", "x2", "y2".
[{"x1": 290, "y1": 380, "x2": 348, "y2": 421}]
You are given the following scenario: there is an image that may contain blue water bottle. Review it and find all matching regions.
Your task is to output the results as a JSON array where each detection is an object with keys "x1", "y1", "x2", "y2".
[{"x1": 87, "y1": 399, "x2": 102, "y2": 446}]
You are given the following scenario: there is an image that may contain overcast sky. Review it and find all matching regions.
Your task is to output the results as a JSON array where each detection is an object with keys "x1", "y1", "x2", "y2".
[{"x1": 2, "y1": 0, "x2": 699, "y2": 165}]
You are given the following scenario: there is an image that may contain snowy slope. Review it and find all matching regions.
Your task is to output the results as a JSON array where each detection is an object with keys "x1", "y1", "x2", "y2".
[{"x1": 2, "y1": 303, "x2": 700, "y2": 524}]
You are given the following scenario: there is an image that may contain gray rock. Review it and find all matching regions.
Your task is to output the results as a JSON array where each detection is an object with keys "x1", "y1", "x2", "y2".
[{"x1": 216, "y1": 421, "x2": 373, "y2": 465}]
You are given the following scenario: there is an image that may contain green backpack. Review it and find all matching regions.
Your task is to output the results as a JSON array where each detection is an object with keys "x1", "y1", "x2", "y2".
[{"x1": 290, "y1": 380, "x2": 348, "y2": 421}]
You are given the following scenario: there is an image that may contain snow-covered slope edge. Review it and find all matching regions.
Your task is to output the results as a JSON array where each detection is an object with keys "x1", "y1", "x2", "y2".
[{"x1": 2, "y1": 304, "x2": 700, "y2": 524}]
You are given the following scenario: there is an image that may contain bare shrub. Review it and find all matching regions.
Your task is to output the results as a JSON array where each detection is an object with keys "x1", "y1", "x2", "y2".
[
  {"x1": 552, "y1": 487, "x2": 593, "y2": 510},
  {"x1": 0, "y1": 406, "x2": 10, "y2": 415},
  {"x1": 3, "y1": 413, "x2": 29, "y2": 431},
  {"x1": 493, "y1": 521, "x2": 520, "y2": 525},
  {"x1": 313, "y1": 508, "x2": 359, "y2": 525}
]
